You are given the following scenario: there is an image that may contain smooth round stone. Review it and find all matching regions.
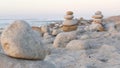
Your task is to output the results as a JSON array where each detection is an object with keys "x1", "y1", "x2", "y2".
[
  {"x1": 53, "y1": 31, "x2": 77, "y2": 48},
  {"x1": 66, "y1": 40, "x2": 85, "y2": 50},
  {"x1": 95, "y1": 11, "x2": 102, "y2": 15},
  {"x1": 66, "y1": 11, "x2": 73, "y2": 15},
  {"x1": 1, "y1": 20, "x2": 47, "y2": 60}
]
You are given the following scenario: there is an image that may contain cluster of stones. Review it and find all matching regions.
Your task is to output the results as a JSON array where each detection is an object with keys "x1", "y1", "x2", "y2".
[
  {"x1": 61, "y1": 11, "x2": 78, "y2": 32},
  {"x1": 91, "y1": 11, "x2": 104, "y2": 31}
]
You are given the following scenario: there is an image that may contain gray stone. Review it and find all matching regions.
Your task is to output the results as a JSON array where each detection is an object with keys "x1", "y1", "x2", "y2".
[
  {"x1": 53, "y1": 31, "x2": 77, "y2": 48},
  {"x1": 1, "y1": 20, "x2": 47, "y2": 60},
  {"x1": 66, "y1": 40, "x2": 85, "y2": 50}
]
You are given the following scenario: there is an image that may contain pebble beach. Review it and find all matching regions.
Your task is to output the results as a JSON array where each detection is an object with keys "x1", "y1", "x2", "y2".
[{"x1": 0, "y1": 11, "x2": 120, "y2": 68}]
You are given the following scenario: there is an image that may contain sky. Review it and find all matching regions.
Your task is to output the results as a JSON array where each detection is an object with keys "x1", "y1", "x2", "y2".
[{"x1": 0, "y1": 0, "x2": 120, "y2": 20}]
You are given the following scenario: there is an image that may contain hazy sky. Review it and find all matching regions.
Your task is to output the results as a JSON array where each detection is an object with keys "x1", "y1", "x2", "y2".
[{"x1": 0, "y1": 0, "x2": 120, "y2": 20}]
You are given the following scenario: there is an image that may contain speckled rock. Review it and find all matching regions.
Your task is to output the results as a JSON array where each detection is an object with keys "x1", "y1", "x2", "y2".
[
  {"x1": 66, "y1": 40, "x2": 85, "y2": 50},
  {"x1": 53, "y1": 31, "x2": 77, "y2": 48},
  {"x1": 1, "y1": 20, "x2": 47, "y2": 60}
]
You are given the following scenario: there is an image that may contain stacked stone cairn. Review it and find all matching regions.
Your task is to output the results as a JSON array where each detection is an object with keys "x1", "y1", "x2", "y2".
[
  {"x1": 61, "y1": 11, "x2": 78, "y2": 32},
  {"x1": 91, "y1": 11, "x2": 104, "y2": 31}
]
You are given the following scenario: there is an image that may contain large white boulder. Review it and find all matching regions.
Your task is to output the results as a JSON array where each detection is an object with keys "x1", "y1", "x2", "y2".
[
  {"x1": 1, "y1": 20, "x2": 48, "y2": 60},
  {"x1": 53, "y1": 31, "x2": 77, "y2": 48}
]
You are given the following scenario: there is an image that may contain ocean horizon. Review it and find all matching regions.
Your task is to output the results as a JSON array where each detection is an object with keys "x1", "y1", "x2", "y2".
[{"x1": 0, "y1": 19, "x2": 62, "y2": 28}]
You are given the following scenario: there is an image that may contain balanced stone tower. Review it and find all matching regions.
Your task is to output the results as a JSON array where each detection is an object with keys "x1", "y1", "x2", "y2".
[
  {"x1": 91, "y1": 11, "x2": 104, "y2": 31},
  {"x1": 61, "y1": 11, "x2": 78, "y2": 32}
]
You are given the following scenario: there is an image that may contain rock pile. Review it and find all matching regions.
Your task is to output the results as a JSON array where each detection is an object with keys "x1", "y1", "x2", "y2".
[
  {"x1": 85, "y1": 11, "x2": 104, "y2": 31},
  {"x1": 61, "y1": 11, "x2": 78, "y2": 32},
  {"x1": 0, "y1": 11, "x2": 120, "y2": 68}
]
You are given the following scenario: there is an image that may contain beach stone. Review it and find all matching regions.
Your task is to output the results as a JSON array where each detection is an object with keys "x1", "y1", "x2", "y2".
[
  {"x1": 79, "y1": 20, "x2": 89, "y2": 25},
  {"x1": 64, "y1": 15, "x2": 74, "y2": 20},
  {"x1": 66, "y1": 11, "x2": 73, "y2": 15},
  {"x1": 95, "y1": 11, "x2": 102, "y2": 15},
  {"x1": 32, "y1": 26, "x2": 41, "y2": 33},
  {"x1": 66, "y1": 39, "x2": 102, "y2": 50},
  {"x1": 32, "y1": 26, "x2": 42, "y2": 36},
  {"x1": 86, "y1": 23, "x2": 104, "y2": 31},
  {"x1": 66, "y1": 40, "x2": 85, "y2": 50},
  {"x1": 52, "y1": 29, "x2": 61, "y2": 36},
  {"x1": 1, "y1": 20, "x2": 47, "y2": 60},
  {"x1": 41, "y1": 25, "x2": 50, "y2": 34},
  {"x1": 53, "y1": 31, "x2": 77, "y2": 48},
  {"x1": 0, "y1": 53, "x2": 56, "y2": 68}
]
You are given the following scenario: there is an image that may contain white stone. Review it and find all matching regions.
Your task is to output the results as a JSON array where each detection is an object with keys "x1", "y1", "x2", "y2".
[
  {"x1": 1, "y1": 20, "x2": 47, "y2": 59},
  {"x1": 52, "y1": 29, "x2": 61, "y2": 36},
  {"x1": 53, "y1": 31, "x2": 77, "y2": 48},
  {"x1": 95, "y1": 11, "x2": 102, "y2": 15},
  {"x1": 41, "y1": 25, "x2": 50, "y2": 33},
  {"x1": 86, "y1": 23, "x2": 104, "y2": 31},
  {"x1": 66, "y1": 40, "x2": 85, "y2": 50}
]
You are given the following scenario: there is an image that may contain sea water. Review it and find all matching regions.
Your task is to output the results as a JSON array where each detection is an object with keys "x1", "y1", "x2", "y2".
[{"x1": 0, "y1": 19, "x2": 54, "y2": 28}]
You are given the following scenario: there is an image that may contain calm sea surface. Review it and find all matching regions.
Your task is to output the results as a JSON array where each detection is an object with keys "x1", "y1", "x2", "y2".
[{"x1": 0, "y1": 19, "x2": 55, "y2": 28}]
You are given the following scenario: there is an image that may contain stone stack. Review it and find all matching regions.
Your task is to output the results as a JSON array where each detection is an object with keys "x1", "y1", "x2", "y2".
[
  {"x1": 91, "y1": 11, "x2": 104, "y2": 31},
  {"x1": 61, "y1": 11, "x2": 78, "y2": 32}
]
